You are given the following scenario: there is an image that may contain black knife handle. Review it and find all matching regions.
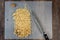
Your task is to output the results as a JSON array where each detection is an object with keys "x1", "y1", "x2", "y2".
[{"x1": 43, "y1": 33, "x2": 49, "y2": 40}]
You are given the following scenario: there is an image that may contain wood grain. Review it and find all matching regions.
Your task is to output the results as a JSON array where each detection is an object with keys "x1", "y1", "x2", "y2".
[
  {"x1": 5, "y1": 0, "x2": 52, "y2": 1},
  {"x1": 0, "y1": 0, "x2": 60, "y2": 40},
  {"x1": 52, "y1": 0, "x2": 60, "y2": 40},
  {"x1": 0, "y1": 0, "x2": 4, "y2": 40}
]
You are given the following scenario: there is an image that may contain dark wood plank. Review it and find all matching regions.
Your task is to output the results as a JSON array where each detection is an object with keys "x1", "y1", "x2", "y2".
[
  {"x1": 0, "y1": 0, "x2": 4, "y2": 40},
  {"x1": 53, "y1": 0, "x2": 60, "y2": 40},
  {"x1": 5, "y1": 0, "x2": 52, "y2": 1},
  {"x1": 0, "y1": 0, "x2": 60, "y2": 40}
]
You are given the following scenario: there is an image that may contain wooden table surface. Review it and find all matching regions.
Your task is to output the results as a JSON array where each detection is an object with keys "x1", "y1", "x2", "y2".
[{"x1": 0, "y1": 0, "x2": 60, "y2": 40}]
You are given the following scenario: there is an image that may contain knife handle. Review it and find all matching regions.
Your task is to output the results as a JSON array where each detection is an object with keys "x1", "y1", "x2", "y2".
[{"x1": 43, "y1": 33, "x2": 49, "y2": 40}]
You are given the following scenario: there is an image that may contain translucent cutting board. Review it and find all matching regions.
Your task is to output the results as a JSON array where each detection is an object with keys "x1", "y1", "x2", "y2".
[{"x1": 5, "y1": 1, "x2": 52, "y2": 39}]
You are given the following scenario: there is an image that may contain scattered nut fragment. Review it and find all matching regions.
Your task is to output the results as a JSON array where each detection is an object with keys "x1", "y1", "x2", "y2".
[{"x1": 11, "y1": 3, "x2": 16, "y2": 7}]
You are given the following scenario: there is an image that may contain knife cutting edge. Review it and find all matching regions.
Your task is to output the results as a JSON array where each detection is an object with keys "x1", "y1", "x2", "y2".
[{"x1": 31, "y1": 11, "x2": 49, "y2": 40}]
